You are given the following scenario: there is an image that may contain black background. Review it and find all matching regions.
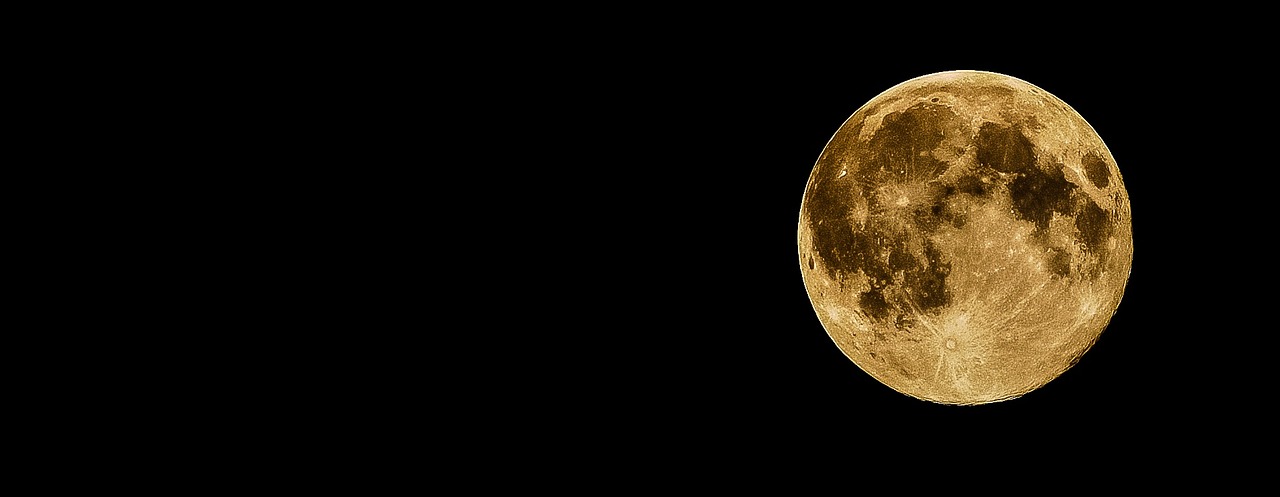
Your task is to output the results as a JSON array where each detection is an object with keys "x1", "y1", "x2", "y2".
[{"x1": 556, "y1": 39, "x2": 1271, "y2": 462}]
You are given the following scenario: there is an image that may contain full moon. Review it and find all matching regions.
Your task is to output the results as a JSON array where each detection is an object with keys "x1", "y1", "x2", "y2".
[{"x1": 798, "y1": 70, "x2": 1133, "y2": 405}]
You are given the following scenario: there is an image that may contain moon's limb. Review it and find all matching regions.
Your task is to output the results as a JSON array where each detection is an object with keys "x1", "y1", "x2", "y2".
[{"x1": 798, "y1": 71, "x2": 1133, "y2": 405}]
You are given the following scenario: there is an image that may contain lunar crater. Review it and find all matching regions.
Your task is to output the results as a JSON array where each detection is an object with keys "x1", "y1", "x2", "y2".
[{"x1": 799, "y1": 71, "x2": 1132, "y2": 405}]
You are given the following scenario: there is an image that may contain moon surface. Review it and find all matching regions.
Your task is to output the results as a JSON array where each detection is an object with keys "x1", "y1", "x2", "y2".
[{"x1": 798, "y1": 71, "x2": 1133, "y2": 405}]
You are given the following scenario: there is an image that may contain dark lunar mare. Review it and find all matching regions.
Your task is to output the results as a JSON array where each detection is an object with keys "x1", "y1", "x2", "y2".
[
  {"x1": 1046, "y1": 247, "x2": 1072, "y2": 277},
  {"x1": 1082, "y1": 152, "x2": 1111, "y2": 188},
  {"x1": 1008, "y1": 162, "x2": 1076, "y2": 232},
  {"x1": 965, "y1": 123, "x2": 1116, "y2": 279},
  {"x1": 807, "y1": 103, "x2": 961, "y2": 321},
  {"x1": 1074, "y1": 199, "x2": 1113, "y2": 272},
  {"x1": 858, "y1": 103, "x2": 953, "y2": 186},
  {"x1": 975, "y1": 123, "x2": 1034, "y2": 174}
]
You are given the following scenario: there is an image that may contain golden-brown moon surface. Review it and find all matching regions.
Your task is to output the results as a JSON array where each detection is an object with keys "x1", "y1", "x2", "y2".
[{"x1": 798, "y1": 71, "x2": 1132, "y2": 405}]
